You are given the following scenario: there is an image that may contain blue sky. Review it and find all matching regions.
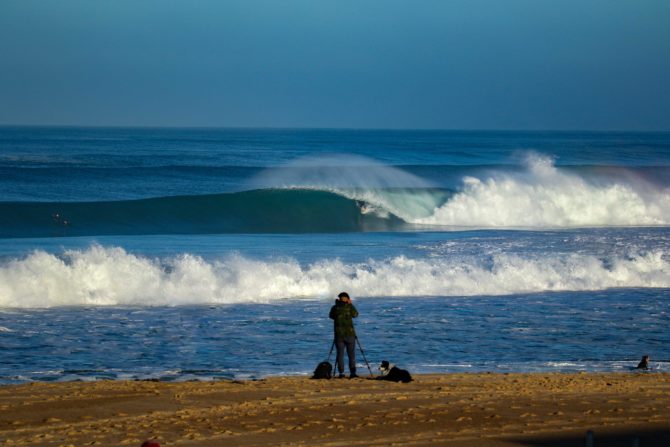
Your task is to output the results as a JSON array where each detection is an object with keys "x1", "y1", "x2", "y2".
[{"x1": 1, "y1": 0, "x2": 669, "y2": 130}]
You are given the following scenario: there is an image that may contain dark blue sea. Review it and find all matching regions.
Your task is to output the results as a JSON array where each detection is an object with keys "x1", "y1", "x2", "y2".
[{"x1": 0, "y1": 127, "x2": 669, "y2": 383}]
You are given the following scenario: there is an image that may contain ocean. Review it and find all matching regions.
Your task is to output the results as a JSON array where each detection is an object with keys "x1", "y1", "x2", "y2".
[{"x1": 0, "y1": 127, "x2": 669, "y2": 383}]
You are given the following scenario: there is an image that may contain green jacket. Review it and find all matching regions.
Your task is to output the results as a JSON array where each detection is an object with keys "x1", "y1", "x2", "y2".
[{"x1": 329, "y1": 300, "x2": 359, "y2": 338}]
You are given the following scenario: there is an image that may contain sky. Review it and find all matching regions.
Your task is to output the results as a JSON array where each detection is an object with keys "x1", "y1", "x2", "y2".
[{"x1": 1, "y1": 0, "x2": 669, "y2": 130}]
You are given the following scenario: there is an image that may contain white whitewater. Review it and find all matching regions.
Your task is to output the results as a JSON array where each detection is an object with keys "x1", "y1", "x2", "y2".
[
  {"x1": 1, "y1": 245, "x2": 668, "y2": 307},
  {"x1": 417, "y1": 154, "x2": 670, "y2": 227}
]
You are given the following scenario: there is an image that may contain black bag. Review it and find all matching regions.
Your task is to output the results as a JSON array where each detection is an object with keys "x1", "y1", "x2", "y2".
[{"x1": 312, "y1": 361, "x2": 333, "y2": 379}]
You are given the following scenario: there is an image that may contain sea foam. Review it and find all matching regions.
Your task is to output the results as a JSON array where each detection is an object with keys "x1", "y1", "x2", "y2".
[
  {"x1": 414, "y1": 154, "x2": 670, "y2": 227},
  {"x1": 0, "y1": 245, "x2": 668, "y2": 308}
]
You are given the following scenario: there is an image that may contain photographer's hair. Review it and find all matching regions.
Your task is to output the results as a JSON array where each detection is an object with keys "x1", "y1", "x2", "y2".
[{"x1": 337, "y1": 292, "x2": 350, "y2": 300}]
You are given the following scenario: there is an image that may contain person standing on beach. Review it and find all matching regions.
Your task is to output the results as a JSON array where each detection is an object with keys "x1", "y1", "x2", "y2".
[{"x1": 329, "y1": 292, "x2": 359, "y2": 379}]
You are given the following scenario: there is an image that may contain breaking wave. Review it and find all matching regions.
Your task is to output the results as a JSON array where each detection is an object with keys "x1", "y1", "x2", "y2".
[
  {"x1": 1, "y1": 154, "x2": 669, "y2": 238},
  {"x1": 1, "y1": 245, "x2": 668, "y2": 308},
  {"x1": 414, "y1": 154, "x2": 670, "y2": 227},
  {"x1": 248, "y1": 153, "x2": 670, "y2": 228}
]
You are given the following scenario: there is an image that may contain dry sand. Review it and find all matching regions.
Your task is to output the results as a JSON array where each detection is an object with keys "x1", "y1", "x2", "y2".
[{"x1": 1, "y1": 373, "x2": 669, "y2": 447}]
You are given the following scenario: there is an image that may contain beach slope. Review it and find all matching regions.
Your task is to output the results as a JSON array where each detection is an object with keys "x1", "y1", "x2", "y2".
[{"x1": 1, "y1": 373, "x2": 669, "y2": 446}]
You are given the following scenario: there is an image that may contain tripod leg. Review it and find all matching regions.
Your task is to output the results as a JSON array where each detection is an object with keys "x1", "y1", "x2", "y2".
[
  {"x1": 355, "y1": 336, "x2": 374, "y2": 377},
  {"x1": 326, "y1": 339, "x2": 335, "y2": 363}
]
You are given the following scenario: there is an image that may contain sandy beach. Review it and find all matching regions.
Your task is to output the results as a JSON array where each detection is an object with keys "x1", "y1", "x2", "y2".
[{"x1": 1, "y1": 372, "x2": 668, "y2": 447}]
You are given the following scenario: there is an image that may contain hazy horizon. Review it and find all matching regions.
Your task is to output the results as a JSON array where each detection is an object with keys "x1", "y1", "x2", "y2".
[{"x1": 3, "y1": 124, "x2": 670, "y2": 133}]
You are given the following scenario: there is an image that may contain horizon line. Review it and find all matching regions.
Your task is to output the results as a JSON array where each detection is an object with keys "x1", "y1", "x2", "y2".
[{"x1": 1, "y1": 124, "x2": 669, "y2": 134}]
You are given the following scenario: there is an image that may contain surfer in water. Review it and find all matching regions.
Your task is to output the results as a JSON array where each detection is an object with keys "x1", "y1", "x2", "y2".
[{"x1": 356, "y1": 200, "x2": 370, "y2": 214}]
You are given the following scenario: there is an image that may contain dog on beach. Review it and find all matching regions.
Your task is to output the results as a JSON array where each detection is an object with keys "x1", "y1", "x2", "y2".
[{"x1": 377, "y1": 360, "x2": 412, "y2": 383}]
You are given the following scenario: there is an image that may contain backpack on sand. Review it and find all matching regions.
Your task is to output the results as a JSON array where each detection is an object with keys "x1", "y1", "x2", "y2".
[
  {"x1": 312, "y1": 361, "x2": 333, "y2": 379},
  {"x1": 311, "y1": 340, "x2": 336, "y2": 379}
]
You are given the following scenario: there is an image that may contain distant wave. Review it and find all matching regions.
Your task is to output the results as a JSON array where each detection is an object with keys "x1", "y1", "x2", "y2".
[
  {"x1": 1, "y1": 153, "x2": 669, "y2": 238},
  {"x1": 0, "y1": 245, "x2": 668, "y2": 307}
]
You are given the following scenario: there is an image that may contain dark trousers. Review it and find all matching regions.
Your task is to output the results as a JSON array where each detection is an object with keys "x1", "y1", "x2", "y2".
[{"x1": 335, "y1": 336, "x2": 356, "y2": 375}]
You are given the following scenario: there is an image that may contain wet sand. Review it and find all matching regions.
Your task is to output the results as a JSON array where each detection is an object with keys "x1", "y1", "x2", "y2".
[{"x1": 1, "y1": 373, "x2": 669, "y2": 446}]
